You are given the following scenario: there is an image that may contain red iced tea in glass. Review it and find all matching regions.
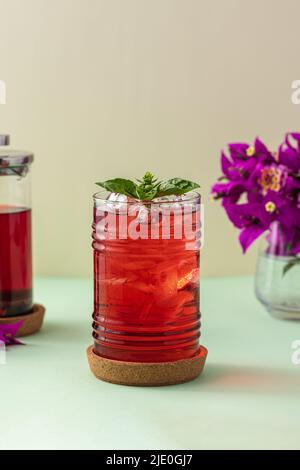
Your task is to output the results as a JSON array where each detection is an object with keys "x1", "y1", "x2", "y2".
[
  {"x1": 93, "y1": 193, "x2": 201, "y2": 363},
  {"x1": 0, "y1": 206, "x2": 33, "y2": 316}
]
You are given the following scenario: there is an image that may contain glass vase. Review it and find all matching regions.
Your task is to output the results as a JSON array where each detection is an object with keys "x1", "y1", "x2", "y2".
[{"x1": 255, "y1": 222, "x2": 300, "y2": 320}]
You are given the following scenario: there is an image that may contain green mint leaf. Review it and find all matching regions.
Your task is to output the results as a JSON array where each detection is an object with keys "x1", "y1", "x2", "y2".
[
  {"x1": 283, "y1": 256, "x2": 300, "y2": 276},
  {"x1": 96, "y1": 178, "x2": 138, "y2": 198},
  {"x1": 135, "y1": 172, "x2": 161, "y2": 200},
  {"x1": 136, "y1": 186, "x2": 159, "y2": 200},
  {"x1": 96, "y1": 173, "x2": 200, "y2": 201},
  {"x1": 157, "y1": 178, "x2": 200, "y2": 197}
]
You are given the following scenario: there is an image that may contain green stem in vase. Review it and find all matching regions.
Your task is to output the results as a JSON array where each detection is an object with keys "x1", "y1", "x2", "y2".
[{"x1": 283, "y1": 256, "x2": 300, "y2": 276}]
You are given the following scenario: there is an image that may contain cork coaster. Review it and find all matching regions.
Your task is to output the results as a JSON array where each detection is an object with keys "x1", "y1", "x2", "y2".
[
  {"x1": 87, "y1": 345, "x2": 208, "y2": 386},
  {"x1": 0, "y1": 304, "x2": 45, "y2": 337}
]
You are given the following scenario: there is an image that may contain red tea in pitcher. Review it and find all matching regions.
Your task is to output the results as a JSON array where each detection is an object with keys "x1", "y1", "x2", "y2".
[
  {"x1": 0, "y1": 136, "x2": 34, "y2": 317},
  {"x1": 0, "y1": 207, "x2": 32, "y2": 316}
]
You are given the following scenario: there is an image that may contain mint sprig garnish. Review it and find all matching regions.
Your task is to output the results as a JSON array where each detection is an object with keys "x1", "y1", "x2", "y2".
[{"x1": 96, "y1": 172, "x2": 200, "y2": 201}]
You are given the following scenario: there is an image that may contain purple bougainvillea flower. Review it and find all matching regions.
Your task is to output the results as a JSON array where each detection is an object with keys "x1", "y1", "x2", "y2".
[
  {"x1": 0, "y1": 321, "x2": 24, "y2": 346},
  {"x1": 220, "y1": 150, "x2": 256, "y2": 182},
  {"x1": 239, "y1": 225, "x2": 266, "y2": 253},
  {"x1": 278, "y1": 133, "x2": 300, "y2": 172},
  {"x1": 220, "y1": 152, "x2": 232, "y2": 177},
  {"x1": 290, "y1": 132, "x2": 300, "y2": 142},
  {"x1": 228, "y1": 143, "x2": 250, "y2": 160},
  {"x1": 285, "y1": 132, "x2": 300, "y2": 152},
  {"x1": 291, "y1": 239, "x2": 300, "y2": 255},
  {"x1": 279, "y1": 145, "x2": 300, "y2": 172},
  {"x1": 223, "y1": 201, "x2": 270, "y2": 252},
  {"x1": 223, "y1": 202, "x2": 261, "y2": 229},
  {"x1": 278, "y1": 203, "x2": 300, "y2": 230},
  {"x1": 226, "y1": 199, "x2": 275, "y2": 226},
  {"x1": 211, "y1": 181, "x2": 246, "y2": 203},
  {"x1": 285, "y1": 174, "x2": 300, "y2": 192},
  {"x1": 212, "y1": 134, "x2": 300, "y2": 253},
  {"x1": 254, "y1": 137, "x2": 274, "y2": 163}
]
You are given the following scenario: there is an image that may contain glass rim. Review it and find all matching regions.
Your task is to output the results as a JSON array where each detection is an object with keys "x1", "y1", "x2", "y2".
[
  {"x1": 260, "y1": 251, "x2": 299, "y2": 261},
  {"x1": 93, "y1": 190, "x2": 201, "y2": 205}
]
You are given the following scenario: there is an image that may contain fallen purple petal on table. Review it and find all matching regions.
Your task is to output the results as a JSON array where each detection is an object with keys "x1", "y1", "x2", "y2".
[{"x1": 0, "y1": 321, "x2": 24, "y2": 346}]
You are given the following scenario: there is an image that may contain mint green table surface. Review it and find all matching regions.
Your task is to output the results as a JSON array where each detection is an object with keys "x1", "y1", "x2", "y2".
[{"x1": 1, "y1": 277, "x2": 300, "y2": 450}]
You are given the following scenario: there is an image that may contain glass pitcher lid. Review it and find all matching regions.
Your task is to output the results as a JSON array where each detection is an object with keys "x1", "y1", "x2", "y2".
[{"x1": 0, "y1": 134, "x2": 34, "y2": 168}]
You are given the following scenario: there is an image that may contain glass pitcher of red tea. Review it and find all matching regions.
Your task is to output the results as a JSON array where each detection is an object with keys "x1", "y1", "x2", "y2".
[
  {"x1": 0, "y1": 135, "x2": 33, "y2": 317},
  {"x1": 92, "y1": 192, "x2": 201, "y2": 363}
]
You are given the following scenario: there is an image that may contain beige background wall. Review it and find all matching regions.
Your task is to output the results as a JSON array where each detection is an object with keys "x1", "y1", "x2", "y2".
[{"x1": 0, "y1": 0, "x2": 299, "y2": 278}]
